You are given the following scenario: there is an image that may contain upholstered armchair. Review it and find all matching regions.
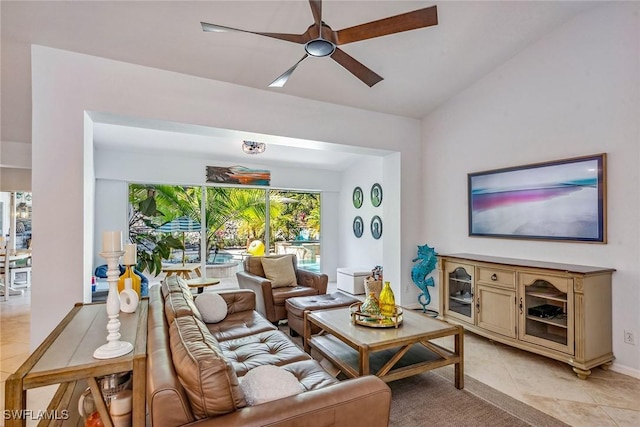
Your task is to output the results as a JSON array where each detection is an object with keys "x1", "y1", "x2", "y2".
[{"x1": 236, "y1": 254, "x2": 328, "y2": 323}]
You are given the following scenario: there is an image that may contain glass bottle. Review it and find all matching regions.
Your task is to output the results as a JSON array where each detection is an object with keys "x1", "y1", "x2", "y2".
[
  {"x1": 78, "y1": 388, "x2": 104, "y2": 427},
  {"x1": 360, "y1": 292, "x2": 381, "y2": 316},
  {"x1": 118, "y1": 265, "x2": 141, "y2": 297},
  {"x1": 379, "y1": 281, "x2": 396, "y2": 318}
]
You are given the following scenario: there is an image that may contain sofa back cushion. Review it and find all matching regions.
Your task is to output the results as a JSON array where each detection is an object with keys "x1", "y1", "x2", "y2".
[
  {"x1": 164, "y1": 288, "x2": 203, "y2": 325},
  {"x1": 161, "y1": 275, "x2": 190, "y2": 299},
  {"x1": 162, "y1": 275, "x2": 204, "y2": 324},
  {"x1": 147, "y1": 284, "x2": 195, "y2": 426},
  {"x1": 169, "y1": 315, "x2": 247, "y2": 419}
]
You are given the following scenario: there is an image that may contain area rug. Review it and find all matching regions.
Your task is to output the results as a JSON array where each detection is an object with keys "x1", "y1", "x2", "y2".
[
  {"x1": 279, "y1": 323, "x2": 567, "y2": 427},
  {"x1": 388, "y1": 366, "x2": 568, "y2": 427}
]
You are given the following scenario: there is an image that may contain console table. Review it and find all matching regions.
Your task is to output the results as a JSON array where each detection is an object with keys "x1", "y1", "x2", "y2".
[{"x1": 4, "y1": 301, "x2": 148, "y2": 427}]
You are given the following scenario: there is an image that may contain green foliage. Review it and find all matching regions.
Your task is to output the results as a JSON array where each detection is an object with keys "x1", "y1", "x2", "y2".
[
  {"x1": 128, "y1": 184, "x2": 320, "y2": 272},
  {"x1": 270, "y1": 191, "x2": 320, "y2": 241},
  {"x1": 128, "y1": 185, "x2": 184, "y2": 275}
]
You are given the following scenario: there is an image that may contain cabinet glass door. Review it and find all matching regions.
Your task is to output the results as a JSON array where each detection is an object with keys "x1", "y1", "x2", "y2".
[
  {"x1": 519, "y1": 273, "x2": 573, "y2": 355},
  {"x1": 446, "y1": 264, "x2": 474, "y2": 323}
]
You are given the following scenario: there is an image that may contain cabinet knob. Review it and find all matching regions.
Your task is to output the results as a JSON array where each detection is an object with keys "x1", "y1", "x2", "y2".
[
  {"x1": 519, "y1": 297, "x2": 523, "y2": 314},
  {"x1": 491, "y1": 274, "x2": 497, "y2": 281},
  {"x1": 476, "y1": 297, "x2": 480, "y2": 312}
]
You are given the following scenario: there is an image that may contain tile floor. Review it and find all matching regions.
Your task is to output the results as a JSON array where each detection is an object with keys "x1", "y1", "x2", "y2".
[{"x1": 1, "y1": 286, "x2": 639, "y2": 427}]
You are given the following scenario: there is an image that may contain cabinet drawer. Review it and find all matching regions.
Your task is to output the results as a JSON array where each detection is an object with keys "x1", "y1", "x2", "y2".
[{"x1": 477, "y1": 267, "x2": 515, "y2": 289}]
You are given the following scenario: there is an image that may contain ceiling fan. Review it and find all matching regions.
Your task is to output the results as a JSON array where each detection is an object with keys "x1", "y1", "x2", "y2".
[{"x1": 201, "y1": 1, "x2": 438, "y2": 88}]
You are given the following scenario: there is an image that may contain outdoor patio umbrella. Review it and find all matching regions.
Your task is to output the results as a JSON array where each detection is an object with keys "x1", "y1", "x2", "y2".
[{"x1": 157, "y1": 216, "x2": 201, "y2": 264}]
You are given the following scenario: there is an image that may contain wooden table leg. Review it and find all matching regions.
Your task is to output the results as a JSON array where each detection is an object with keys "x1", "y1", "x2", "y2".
[
  {"x1": 88, "y1": 377, "x2": 113, "y2": 427},
  {"x1": 359, "y1": 347, "x2": 370, "y2": 376},
  {"x1": 132, "y1": 356, "x2": 146, "y2": 427},
  {"x1": 303, "y1": 312, "x2": 311, "y2": 353},
  {"x1": 4, "y1": 375, "x2": 26, "y2": 427},
  {"x1": 454, "y1": 326, "x2": 464, "y2": 389}
]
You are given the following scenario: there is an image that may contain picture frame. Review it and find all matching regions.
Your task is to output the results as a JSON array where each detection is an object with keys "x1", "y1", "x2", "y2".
[
  {"x1": 468, "y1": 153, "x2": 606, "y2": 243},
  {"x1": 370, "y1": 215, "x2": 383, "y2": 239},
  {"x1": 206, "y1": 165, "x2": 270, "y2": 186},
  {"x1": 353, "y1": 216, "x2": 364, "y2": 238},
  {"x1": 353, "y1": 187, "x2": 363, "y2": 208},
  {"x1": 371, "y1": 183, "x2": 383, "y2": 207}
]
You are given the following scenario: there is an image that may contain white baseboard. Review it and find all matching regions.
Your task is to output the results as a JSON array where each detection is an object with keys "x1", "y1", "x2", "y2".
[{"x1": 610, "y1": 363, "x2": 640, "y2": 379}]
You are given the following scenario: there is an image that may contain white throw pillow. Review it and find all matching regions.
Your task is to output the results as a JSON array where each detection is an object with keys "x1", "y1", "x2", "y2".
[
  {"x1": 240, "y1": 365, "x2": 304, "y2": 406},
  {"x1": 194, "y1": 292, "x2": 228, "y2": 323},
  {"x1": 261, "y1": 256, "x2": 297, "y2": 288}
]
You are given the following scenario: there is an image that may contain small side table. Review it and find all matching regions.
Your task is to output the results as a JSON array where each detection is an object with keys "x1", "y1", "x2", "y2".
[{"x1": 186, "y1": 277, "x2": 220, "y2": 294}]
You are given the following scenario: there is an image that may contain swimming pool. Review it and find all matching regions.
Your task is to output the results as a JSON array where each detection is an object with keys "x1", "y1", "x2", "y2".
[{"x1": 207, "y1": 251, "x2": 236, "y2": 264}]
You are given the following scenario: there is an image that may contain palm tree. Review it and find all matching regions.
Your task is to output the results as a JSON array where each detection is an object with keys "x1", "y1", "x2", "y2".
[
  {"x1": 270, "y1": 191, "x2": 320, "y2": 241},
  {"x1": 129, "y1": 184, "x2": 282, "y2": 272}
]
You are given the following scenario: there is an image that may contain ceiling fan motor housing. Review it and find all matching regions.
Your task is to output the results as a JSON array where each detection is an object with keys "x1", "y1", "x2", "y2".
[{"x1": 305, "y1": 39, "x2": 336, "y2": 57}]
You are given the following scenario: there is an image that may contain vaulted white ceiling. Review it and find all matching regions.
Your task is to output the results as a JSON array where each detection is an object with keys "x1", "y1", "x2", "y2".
[{"x1": 1, "y1": 1, "x2": 600, "y2": 170}]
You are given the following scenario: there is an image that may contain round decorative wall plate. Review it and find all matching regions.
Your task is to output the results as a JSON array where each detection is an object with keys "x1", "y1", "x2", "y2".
[
  {"x1": 371, "y1": 183, "x2": 383, "y2": 207},
  {"x1": 353, "y1": 187, "x2": 363, "y2": 208},
  {"x1": 353, "y1": 216, "x2": 364, "y2": 238},
  {"x1": 370, "y1": 215, "x2": 383, "y2": 239}
]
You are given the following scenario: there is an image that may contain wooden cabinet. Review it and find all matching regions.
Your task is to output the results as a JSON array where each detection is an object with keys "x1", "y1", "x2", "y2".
[{"x1": 438, "y1": 254, "x2": 614, "y2": 379}]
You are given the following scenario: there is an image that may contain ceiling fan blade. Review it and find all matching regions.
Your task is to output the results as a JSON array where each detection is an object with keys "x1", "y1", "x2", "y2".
[
  {"x1": 269, "y1": 55, "x2": 309, "y2": 88},
  {"x1": 334, "y1": 5, "x2": 438, "y2": 45},
  {"x1": 201, "y1": 22, "x2": 309, "y2": 44},
  {"x1": 309, "y1": 0, "x2": 322, "y2": 30},
  {"x1": 330, "y1": 48, "x2": 383, "y2": 87}
]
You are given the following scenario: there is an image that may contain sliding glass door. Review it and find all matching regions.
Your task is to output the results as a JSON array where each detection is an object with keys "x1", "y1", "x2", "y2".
[
  {"x1": 128, "y1": 184, "x2": 320, "y2": 275},
  {"x1": 270, "y1": 190, "x2": 320, "y2": 273}
]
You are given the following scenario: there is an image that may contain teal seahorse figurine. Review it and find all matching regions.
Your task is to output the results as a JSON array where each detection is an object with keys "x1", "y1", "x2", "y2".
[{"x1": 411, "y1": 244, "x2": 438, "y2": 314}]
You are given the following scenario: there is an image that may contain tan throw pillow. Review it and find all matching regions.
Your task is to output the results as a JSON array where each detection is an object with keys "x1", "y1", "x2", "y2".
[{"x1": 261, "y1": 256, "x2": 297, "y2": 288}]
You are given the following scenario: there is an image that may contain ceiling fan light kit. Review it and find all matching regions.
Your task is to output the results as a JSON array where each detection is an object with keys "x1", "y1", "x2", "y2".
[{"x1": 201, "y1": 1, "x2": 438, "y2": 88}]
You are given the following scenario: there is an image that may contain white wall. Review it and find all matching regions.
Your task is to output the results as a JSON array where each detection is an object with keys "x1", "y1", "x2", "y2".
[
  {"x1": 31, "y1": 46, "x2": 421, "y2": 348},
  {"x1": 1, "y1": 141, "x2": 31, "y2": 168},
  {"x1": 320, "y1": 191, "x2": 339, "y2": 282},
  {"x1": 0, "y1": 168, "x2": 31, "y2": 192},
  {"x1": 1, "y1": 141, "x2": 32, "y2": 191},
  {"x1": 422, "y1": 3, "x2": 640, "y2": 376},
  {"x1": 339, "y1": 156, "x2": 384, "y2": 270}
]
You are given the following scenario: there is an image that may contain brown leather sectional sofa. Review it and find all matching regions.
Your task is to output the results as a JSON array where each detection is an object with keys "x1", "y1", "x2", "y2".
[{"x1": 147, "y1": 275, "x2": 392, "y2": 426}]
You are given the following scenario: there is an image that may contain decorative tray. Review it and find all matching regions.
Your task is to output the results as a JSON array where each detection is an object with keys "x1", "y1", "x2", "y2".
[{"x1": 349, "y1": 302, "x2": 403, "y2": 328}]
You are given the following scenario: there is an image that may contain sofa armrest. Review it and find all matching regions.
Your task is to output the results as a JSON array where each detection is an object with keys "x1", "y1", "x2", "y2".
[
  {"x1": 215, "y1": 289, "x2": 257, "y2": 314},
  {"x1": 297, "y1": 269, "x2": 329, "y2": 294},
  {"x1": 236, "y1": 271, "x2": 276, "y2": 321},
  {"x1": 185, "y1": 376, "x2": 391, "y2": 427}
]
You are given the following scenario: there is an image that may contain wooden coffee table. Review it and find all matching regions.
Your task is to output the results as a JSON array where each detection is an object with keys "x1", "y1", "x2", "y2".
[{"x1": 304, "y1": 307, "x2": 464, "y2": 387}]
